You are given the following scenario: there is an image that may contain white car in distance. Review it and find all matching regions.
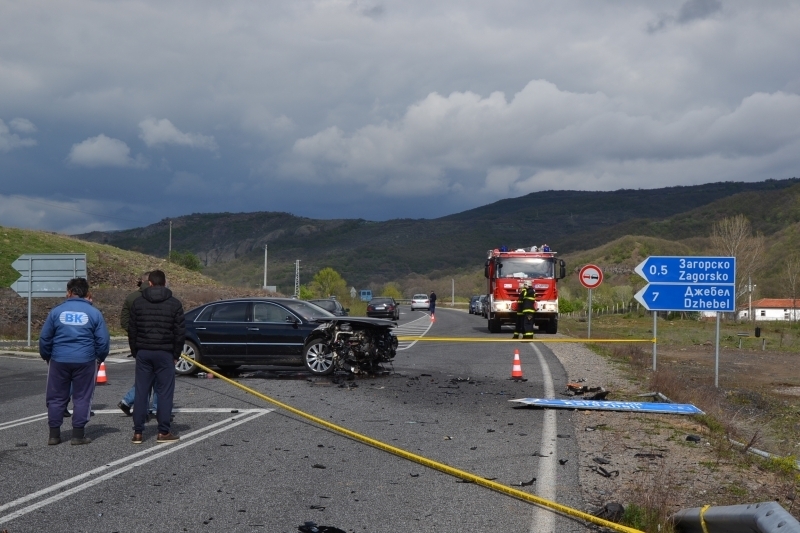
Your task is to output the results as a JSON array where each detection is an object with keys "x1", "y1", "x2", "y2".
[{"x1": 410, "y1": 294, "x2": 430, "y2": 311}]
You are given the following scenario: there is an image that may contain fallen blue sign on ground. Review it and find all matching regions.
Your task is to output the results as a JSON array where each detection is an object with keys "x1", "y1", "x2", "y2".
[{"x1": 509, "y1": 398, "x2": 704, "y2": 415}]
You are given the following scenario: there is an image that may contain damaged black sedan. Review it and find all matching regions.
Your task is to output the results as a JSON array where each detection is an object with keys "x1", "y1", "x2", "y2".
[{"x1": 177, "y1": 297, "x2": 397, "y2": 376}]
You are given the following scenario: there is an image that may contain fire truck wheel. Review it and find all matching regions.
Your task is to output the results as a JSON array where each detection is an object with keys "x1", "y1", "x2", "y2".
[
  {"x1": 546, "y1": 319, "x2": 558, "y2": 334},
  {"x1": 488, "y1": 318, "x2": 501, "y2": 333}
]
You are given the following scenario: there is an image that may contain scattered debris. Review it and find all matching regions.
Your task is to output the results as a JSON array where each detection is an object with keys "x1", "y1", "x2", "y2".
[
  {"x1": 309, "y1": 505, "x2": 326, "y2": 511},
  {"x1": 593, "y1": 502, "x2": 625, "y2": 522},
  {"x1": 585, "y1": 424, "x2": 608, "y2": 431},
  {"x1": 515, "y1": 477, "x2": 536, "y2": 486},
  {"x1": 312, "y1": 464, "x2": 326, "y2": 469},
  {"x1": 487, "y1": 429, "x2": 495, "y2": 433},
  {"x1": 532, "y1": 452, "x2": 548, "y2": 457},
  {"x1": 686, "y1": 434, "x2": 702, "y2": 443},
  {"x1": 15, "y1": 442, "x2": 27, "y2": 447},
  {"x1": 589, "y1": 466, "x2": 619, "y2": 478},
  {"x1": 592, "y1": 457, "x2": 611, "y2": 465},
  {"x1": 410, "y1": 473, "x2": 420, "y2": 477},
  {"x1": 443, "y1": 436, "x2": 452, "y2": 440},
  {"x1": 634, "y1": 453, "x2": 664, "y2": 459},
  {"x1": 557, "y1": 434, "x2": 571, "y2": 439},
  {"x1": 298, "y1": 521, "x2": 346, "y2": 533},
  {"x1": 559, "y1": 459, "x2": 568, "y2": 465}
]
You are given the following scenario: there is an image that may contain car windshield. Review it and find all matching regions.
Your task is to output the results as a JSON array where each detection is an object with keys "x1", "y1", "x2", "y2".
[
  {"x1": 497, "y1": 258, "x2": 553, "y2": 279},
  {"x1": 371, "y1": 298, "x2": 393, "y2": 305},
  {"x1": 413, "y1": 294, "x2": 427, "y2": 300},
  {"x1": 283, "y1": 300, "x2": 336, "y2": 320}
]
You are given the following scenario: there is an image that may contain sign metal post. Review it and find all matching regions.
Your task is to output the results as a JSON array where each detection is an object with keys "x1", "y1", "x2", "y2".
[{"x1": 579, "y1": 264, "x2": 603, "y2": 340}]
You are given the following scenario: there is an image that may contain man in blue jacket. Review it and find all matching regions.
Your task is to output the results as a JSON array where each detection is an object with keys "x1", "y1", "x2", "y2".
[{"x1": 39, "y1": 277, "x2": 110, "y2": 445}]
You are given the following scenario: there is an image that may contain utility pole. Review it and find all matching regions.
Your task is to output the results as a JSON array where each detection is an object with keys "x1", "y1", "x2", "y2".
[
  {"x1": 263, "y1": 245, "x2": 268, "y2": 290},
  {"x1": 294, "y1": 260, "x2": 300, "y2": 297},
  {"x1": 168, "y1": 220, "x2": 172, "y2": 262},
  {"x1": 747, "y1": 276, "x2": 756, "y2": 322},
  {"x1": 451, "y1": 279, "x2": 454, "y2": 306}
]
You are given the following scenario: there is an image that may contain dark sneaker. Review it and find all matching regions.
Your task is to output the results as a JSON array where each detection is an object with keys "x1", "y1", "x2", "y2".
[
  {"x1": 63, "y1": 409, "x2": 72, "y2": 418},
  {"x1": 48, "y1": 437, "x2": 61, "y2": 445},
  {"x1": 156, "y1": 432, "x2": 179, "y2": 443},
  {"x1": 71, "y1": 436, "x2": 92, "y2": 445},
  {"x1": 132, "y1": 433, "x2": 143, "y2": 444},
  {"x1": 118, "y1": 402, "x2": 132, "y2": 416}
]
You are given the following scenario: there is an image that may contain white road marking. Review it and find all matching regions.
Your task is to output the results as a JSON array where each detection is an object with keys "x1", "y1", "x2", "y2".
[
  {"x1": 529, "y1": 342, "x2": 557, "y2": 533},
  {"x1": 0, "y1": 410, "x2": 271, "y2": 524},
  {"x1": 0, "y1": 413, "x2": 49, "y2": 431},
  {"x1": 393, "y1": 314, "x2": 434, "y2": 350},
  {"x1": 0, "y1": 408, "x2": 266, "y2": 431}
]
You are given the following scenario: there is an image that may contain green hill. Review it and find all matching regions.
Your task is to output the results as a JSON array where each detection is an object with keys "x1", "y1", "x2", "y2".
[
  {"x1": 76, "y1": 179, "x2": 800, "y2": 293},
  {"x1": 0, "y1": 226, "x2": 219, "y2": 289}
]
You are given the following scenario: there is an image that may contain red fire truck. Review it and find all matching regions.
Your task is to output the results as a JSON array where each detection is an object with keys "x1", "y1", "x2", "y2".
[{"x1": 484, "y1": 247, "x2": 566, "y2": 334}]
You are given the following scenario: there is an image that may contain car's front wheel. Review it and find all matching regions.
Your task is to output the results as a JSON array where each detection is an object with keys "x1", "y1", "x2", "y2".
[
  {"x1": 176, "y1": 340, "x2": 201, "y2": 375},
  {"x1": 304, "y1": 339, "x2": 335, "y2": 375}
]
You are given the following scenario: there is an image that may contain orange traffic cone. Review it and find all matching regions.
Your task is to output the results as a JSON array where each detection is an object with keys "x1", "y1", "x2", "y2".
[
  {"x1": 96, "y1": 362, "x2": 108, "y2": 385},
  {"x1": 511, "y1": 349, "x2": 523, "y2": 380}
]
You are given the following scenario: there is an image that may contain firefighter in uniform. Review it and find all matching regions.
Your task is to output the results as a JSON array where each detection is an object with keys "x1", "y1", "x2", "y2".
[
  {"x1": 512, "y1": 281, "x2": 529, "y2": 339},
  {"x1": 521, "y1": 282, "x2": 537, "y2": 339}
]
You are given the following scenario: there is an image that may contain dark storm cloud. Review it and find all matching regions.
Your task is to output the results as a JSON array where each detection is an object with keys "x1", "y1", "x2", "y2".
[{"x1": 0, "y1": 1, "x2": 798, "y2": 233}]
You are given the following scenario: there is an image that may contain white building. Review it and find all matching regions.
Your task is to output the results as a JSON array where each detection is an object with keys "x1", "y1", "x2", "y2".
[{"x1": 737, "y1": 298, "x2": 800, "y2": 321}]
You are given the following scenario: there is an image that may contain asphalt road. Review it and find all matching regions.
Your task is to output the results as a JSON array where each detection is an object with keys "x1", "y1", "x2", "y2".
[{"x1": 0, "y1": 308, "x2": 589, "y2": 533}]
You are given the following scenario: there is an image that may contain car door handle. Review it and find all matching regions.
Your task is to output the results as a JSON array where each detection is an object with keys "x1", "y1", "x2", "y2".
[{"x1": 247, "y1": 327, "x2": 260, "y2": 331}]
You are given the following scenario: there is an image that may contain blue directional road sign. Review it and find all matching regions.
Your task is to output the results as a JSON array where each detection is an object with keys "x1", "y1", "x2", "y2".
[
  {"x1": 634, "y1": 256, "x2": 735, "y2": 284},
  {"x1": 509, "y1": 398, "x2": 704, "y2": 415},
  {"x1": 634, "y1": 283, "x2": 735, "y2": 312}
]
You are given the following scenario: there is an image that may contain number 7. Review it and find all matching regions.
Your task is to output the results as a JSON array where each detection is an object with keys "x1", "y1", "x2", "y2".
[{"x1": 652, "y1": 292, "x2": 659, "y2": 301}]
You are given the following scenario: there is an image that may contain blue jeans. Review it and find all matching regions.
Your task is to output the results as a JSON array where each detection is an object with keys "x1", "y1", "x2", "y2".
[{"x1": 122, "y1": 384, "x2": 158, "y2": 412}]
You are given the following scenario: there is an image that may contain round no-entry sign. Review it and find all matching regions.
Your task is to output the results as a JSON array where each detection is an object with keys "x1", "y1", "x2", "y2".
[{"x1": 579, "y1": 264, "x2": 603, "y2": 289}]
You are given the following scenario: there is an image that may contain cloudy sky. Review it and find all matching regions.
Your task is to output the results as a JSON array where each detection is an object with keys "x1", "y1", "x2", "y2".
[{"x1": 2, "y1": 0, "x2": 800, "y2": 233}]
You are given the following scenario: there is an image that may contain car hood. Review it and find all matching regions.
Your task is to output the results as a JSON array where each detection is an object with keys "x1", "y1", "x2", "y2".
[{"x1": 312, "y1": 317, "x2": 396, "y2": 328}]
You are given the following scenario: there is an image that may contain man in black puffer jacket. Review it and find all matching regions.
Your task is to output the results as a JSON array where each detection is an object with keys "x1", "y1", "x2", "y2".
[{"x1": 128, "y1": 270, "x2": 185, "y2": 444}]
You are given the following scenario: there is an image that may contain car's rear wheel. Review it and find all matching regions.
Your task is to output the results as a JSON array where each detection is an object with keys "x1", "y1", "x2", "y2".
[
  {"x1": 176, "y1": 340, "x2": 201, "y2": 375},
  {"x1": 304, "y1": 339, "x2": 335, "y2": 375}
]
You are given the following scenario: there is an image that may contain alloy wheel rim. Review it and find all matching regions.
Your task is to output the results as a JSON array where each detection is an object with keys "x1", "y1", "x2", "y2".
[
  {"x1": 176, "y1": 344, "x2": 196, "y2": 373},
  {"x1": 306, "y1": 342, "x2": 333, "y2": 373}
]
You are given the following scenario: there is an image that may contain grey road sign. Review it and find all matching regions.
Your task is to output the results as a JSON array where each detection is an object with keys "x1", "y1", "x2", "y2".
[
  {"x1": 10, "y1": 253, "x2": 87, "y2": 346},
  {"x1": 11, "y1": 254, "x2": 87, "y2": 298}
]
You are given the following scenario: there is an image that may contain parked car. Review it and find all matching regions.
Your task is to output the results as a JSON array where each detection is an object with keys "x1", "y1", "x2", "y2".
[
  {"x1": 410, "y1": 293, "x2": 430, "y2": 311},
  {"x1": 479, "y1": 295, "x2": 489, "y2": 318},
  {"x1": 469, "y1": 295, "x2": 481, "y2": 314},
  {"x1": 309, "y1": 298, "x2": 349, "y2": 316},
  {"x1": 366, "y1": 297, "x2": 400, "y2": 320},
  {"x1": 178, "y1": 297, "x2": 396, "y2": 376}
]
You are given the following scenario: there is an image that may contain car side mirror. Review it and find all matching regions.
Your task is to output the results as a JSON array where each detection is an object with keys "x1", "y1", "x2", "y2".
[
  {"x1": 559, "y1": 260, "x2": 566, "y2": 279},
  {"x1": 285, "y1": 315, "x2": 299, "y2": 325}
]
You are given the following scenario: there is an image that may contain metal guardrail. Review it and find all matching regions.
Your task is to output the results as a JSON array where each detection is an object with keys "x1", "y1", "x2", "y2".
[{"x1": 672, "y1": 502, "x2": 800, "y2": 533}]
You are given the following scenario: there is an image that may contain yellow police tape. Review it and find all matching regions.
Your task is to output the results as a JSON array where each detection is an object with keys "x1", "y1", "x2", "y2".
[
  {"x1": 180, "y1": 354, "x2": 644, "y2": 533},
  {"x1": 396, "y1": 336, "x2": 655, "y2": 343}
]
